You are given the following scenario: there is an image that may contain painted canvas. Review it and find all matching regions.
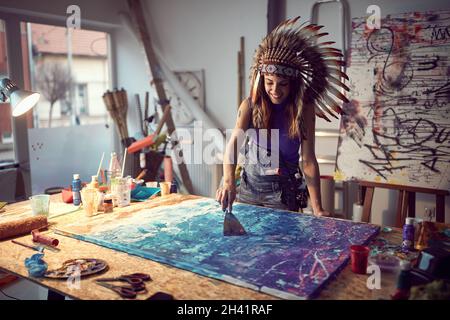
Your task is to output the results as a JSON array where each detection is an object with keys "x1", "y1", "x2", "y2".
[
  {"x1": 55, "y1": 195, "x2": 379, "y2": 299},
  {"x1": 336, "y1": 10, "x2": 450, "y2": 190}
]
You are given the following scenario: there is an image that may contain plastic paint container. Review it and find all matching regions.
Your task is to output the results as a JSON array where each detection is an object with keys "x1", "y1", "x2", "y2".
[
  {"x1": 103, "y1": 198, "x2": 113, "y2": 213},
  {"x1": 160, "y1": 182, "x2": 171, "y2": 196},
  {"x1": 29, "y1": 194, "x2": 50, "y2": 216},
  {"x1": 368, "y1": 254, "x2": 401, "y2": 300},
  {"x1": 350, "y1": 245, "x2": 369, "y2": 274}
]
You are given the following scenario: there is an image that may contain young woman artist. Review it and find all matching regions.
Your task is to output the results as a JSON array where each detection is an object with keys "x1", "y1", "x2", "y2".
[{"x1": 216, "y1": 17, "x2": 349, "y2": 216}]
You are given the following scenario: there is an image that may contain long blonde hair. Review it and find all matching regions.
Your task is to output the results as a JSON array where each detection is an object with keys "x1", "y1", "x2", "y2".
[{"x1": 251, "y1": 74, "x2": 304, "y2": 139}]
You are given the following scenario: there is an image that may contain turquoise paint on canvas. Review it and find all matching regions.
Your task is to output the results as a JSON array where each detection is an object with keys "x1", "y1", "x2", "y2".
[{"x1": 55, "y1": 197, "x2": 379, "y2": 299}]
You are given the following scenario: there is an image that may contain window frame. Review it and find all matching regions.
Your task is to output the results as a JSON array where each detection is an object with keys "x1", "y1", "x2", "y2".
[{"x1": 0, "y1": 8, "x2": 117, "y2": 197}]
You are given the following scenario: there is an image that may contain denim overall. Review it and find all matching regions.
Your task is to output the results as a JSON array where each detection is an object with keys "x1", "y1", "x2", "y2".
[
  {"x1": 237, "y1": 112, "x2": 307, "y2": 211},
  {"x1": 237, "y1": 137, "x2": 289, "y2": 210}
]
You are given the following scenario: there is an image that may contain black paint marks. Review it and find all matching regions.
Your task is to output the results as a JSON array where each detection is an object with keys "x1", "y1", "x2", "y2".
[{"x1": 338, "y1": 11, "x2": 450, "y2": 188}]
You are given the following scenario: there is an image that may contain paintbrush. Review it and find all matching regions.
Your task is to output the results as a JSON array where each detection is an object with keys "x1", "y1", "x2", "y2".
[
  {"x1": 223, "y1": 191, "x2": 247, "y2": 236},
  {"x1": 121, "y1": 148, "x2": 128, "y2": 178},
  {"x1": 11, "y1": 240, "x2": 44, "y2": 253},
  {"x1": 96, "y1": 152, "x2": 105, "y2": 178}
]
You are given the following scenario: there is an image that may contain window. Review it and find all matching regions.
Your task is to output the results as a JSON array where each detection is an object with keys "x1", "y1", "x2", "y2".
[
  {"x1": 0, "y1": 19, "x2": 14, "y2": 163},
  {"x1": 22, "y1": 22, "x2": 111, "y2": 128}
]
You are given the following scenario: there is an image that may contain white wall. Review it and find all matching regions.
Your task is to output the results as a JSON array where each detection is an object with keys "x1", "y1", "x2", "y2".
[
  {"x1": 113, "y1": 0, "x2": 267, "y2": 136},
  {"x1": 112, "y1": 0, "x2": 268, "y2": 197}
]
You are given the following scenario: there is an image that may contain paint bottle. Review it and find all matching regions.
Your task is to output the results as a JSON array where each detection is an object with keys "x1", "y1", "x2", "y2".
[
  {"x1": 170, "y1": 179, "x2": 178, "y2": 193},
  {"x1": 90, "y1": 175, "x2": 99, "y2": 190},
  {"x1": 391, "y1": 260, "x2": 411, "y2": 300},
  {"x1": 103, "y1": 196, "x2": 113, "y2": 213},
  {"x1": 140, "y1": 152, "x2": 146, "y2": 169},
  {"x1": 108, "y1": 152, "x2": 122, "y2": 179},
  {"x1": 72, "y1": 174, "x2": 82, "y2": 206},
  {"x1": 352, "y1": 185, "x2": 364, "y2": 222},
  {"x1": 402, "y1": 218, "x2": 415, "y2": 252}
]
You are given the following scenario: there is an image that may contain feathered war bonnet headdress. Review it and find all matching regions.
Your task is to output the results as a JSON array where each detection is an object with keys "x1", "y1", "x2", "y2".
[{"x1": 250, "y1": 16, "x2": 350, "y2": 125}]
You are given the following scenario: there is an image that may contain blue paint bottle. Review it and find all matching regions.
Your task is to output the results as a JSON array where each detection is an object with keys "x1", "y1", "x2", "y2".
[
  {"x1": 402, "y1": 218, "x2": 415, "y2": 251},
  {"x1": 72, "y1": 174, "x2": 82, "y2": 206}
]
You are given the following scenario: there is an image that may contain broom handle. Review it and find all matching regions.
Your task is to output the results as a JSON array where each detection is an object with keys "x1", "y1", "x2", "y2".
[
  {"x1": 144, "y1": 92, "x2": 149, "y2": 135},
  {"x1": 154, "y1": 106, "x2": 171, "y2": 136}
]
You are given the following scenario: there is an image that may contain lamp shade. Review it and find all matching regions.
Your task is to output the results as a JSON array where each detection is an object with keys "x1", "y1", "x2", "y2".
[
  {"x1": 10, "y1": 89, "x2": 40, "y2": 117},
  {"x1": 0, "y1": 78, "x2": 40, "y2": 117}
]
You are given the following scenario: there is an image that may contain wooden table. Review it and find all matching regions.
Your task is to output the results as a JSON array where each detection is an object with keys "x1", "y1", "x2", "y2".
[{"x1": 0, "y1": 194, "x2": 401, "y2": 300}]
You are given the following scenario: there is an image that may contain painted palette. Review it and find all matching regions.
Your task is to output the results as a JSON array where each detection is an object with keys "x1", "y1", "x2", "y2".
[
  {"x1": 45, "y1": 258, "x2": 108, "y2": 279},
  {"x1": 55, "y1": 196, "x2": 379, "y2": 299}
]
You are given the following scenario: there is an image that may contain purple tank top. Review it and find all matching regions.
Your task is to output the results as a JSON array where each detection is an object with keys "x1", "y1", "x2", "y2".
[
  {"x1": 270, "y1": 101, "x2": 301, "y2": 166},
  {"x1": 249, "y1": 99, "x2": 301, "y2": 171}
]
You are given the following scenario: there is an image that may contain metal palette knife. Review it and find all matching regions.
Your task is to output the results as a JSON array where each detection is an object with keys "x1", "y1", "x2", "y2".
[{"x1": 223, "y1": 191, "x2": 247, "y2": 236}]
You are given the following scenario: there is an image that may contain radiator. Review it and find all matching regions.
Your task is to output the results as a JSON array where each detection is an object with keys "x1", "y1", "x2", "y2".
[{"x1": 170, "y1": 140, "x2": 222, "y2": 198}]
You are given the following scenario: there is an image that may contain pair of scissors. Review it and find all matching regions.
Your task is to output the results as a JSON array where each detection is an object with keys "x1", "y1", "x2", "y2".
[
  {"x1": 96, "y1": 273, "x2": 151, "y2": 299},
  {"x1": 96, "y1": 282, "x2": 138, "y2": 299},
  {"x1": 96, "y1": 273, "x2": 151, "y2": 286}
]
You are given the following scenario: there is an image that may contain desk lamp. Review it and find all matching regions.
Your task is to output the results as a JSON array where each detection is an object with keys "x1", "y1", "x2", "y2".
[{"x1": 0, "y1": 77, "x2": 40, "y2": 116}]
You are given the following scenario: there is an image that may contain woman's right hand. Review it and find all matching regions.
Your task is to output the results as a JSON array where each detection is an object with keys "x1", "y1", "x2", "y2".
[{"x1": 215, "y1": 184, "x2": 236, "y2": 212}]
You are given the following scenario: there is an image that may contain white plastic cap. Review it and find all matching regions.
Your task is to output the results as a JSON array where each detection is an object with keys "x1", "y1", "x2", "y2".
[
  {"x1": 405, "y1": 217, "x2": 415, "y2": 225},
  {"x1": 73, "y1": 174, "x2": 80, "y2": 180}
]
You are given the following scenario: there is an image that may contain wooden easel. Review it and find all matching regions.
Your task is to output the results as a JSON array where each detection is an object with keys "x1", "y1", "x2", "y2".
[
  {"x1": 127, "y1": 0, "x2": 194, "y2": 194},
  {"x1": 359, "y1": 180, "x2": 449, "y2": 227}
]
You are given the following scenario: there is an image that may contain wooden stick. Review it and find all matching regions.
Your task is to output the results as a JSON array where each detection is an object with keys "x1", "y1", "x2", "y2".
[
  {"x1": 155, "y1": 105, "x2": 171, "y2": 136},
  {"x1": 128, "y1": 0, "x2": 193, "y2": 194},
  {"x1": 238, "y1": 36, "x2": 245, "y2": 107},
  {"x1": 237, "y1": 51, "x2": 242, "y2": 108},
  {"x1": 135, "y1": 94, "x2": 145, "y2": 136},
  {"x1": 144, "y1": 91, "x2": 149, "y2": 135}
]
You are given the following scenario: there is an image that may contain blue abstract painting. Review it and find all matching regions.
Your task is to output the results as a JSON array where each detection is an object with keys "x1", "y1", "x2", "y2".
[{"x1": 55, "y1": 195, "x2": 379, "y2": 299}]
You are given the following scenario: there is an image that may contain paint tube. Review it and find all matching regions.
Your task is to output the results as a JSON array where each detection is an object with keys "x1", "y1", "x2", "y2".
[{"x1": 32, "y1": 230, "x2": 59, "y2": 247}]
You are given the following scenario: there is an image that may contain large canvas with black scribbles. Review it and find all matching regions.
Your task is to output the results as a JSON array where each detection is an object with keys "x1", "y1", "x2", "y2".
[
  {"x1": 336, "y1": 10, "x2": 450, "y2": 190},
  {"x1": 55, "y1": 195, "x2": 379, "y2": 299}
]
